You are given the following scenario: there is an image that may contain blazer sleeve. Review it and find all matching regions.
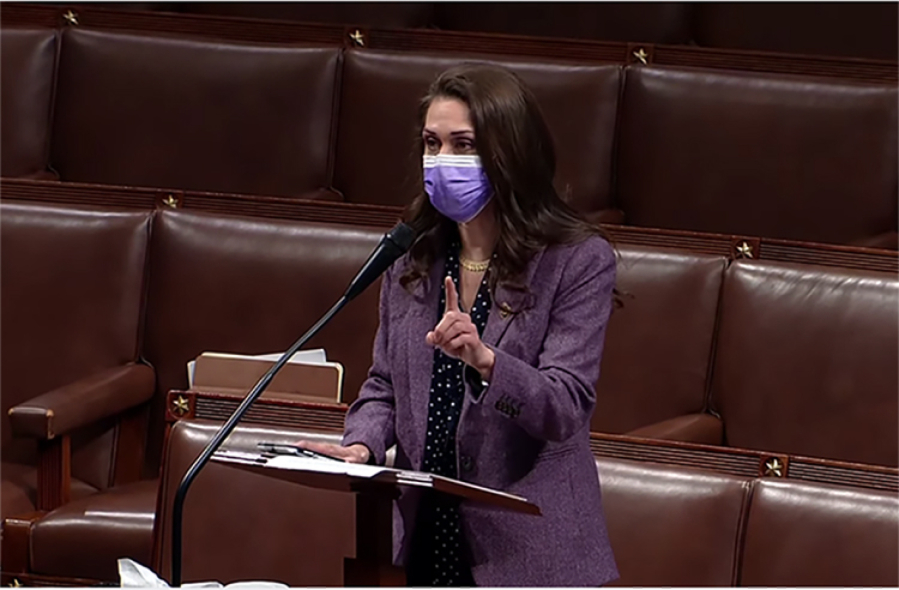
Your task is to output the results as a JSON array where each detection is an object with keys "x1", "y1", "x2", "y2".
[
  {"x1": 342, "y1": 263, "x2": 398, "y2": 465},
  {"x1": 471, "y1": 237, "x2": 616, "y2": 443}
]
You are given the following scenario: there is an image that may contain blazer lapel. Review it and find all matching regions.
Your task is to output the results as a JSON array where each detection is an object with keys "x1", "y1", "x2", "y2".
[
  {"x1": 404, "y1": 253, "x2": 445, "y2": 462},
  {"x1": 482, "y1": 247, "x2": 546, "y2": 349}
]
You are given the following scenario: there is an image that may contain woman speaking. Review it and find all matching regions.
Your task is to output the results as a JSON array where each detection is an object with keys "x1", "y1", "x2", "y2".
[{"x1": 302, "y1": 64, "x2": 618, "y2": 587}]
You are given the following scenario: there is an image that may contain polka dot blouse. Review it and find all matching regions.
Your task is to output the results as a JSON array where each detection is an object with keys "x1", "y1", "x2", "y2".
[{"x1": 407, "y1": 241, "x2": 491, "y2": 587}]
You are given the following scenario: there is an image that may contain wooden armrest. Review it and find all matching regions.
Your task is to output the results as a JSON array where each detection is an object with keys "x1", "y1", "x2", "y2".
[{"x1": 8, "y1": 363, "x2": 155, "y2": 440}]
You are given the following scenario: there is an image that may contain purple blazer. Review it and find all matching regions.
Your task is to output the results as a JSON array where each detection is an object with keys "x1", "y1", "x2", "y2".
[{"x1": 343, "y1": 235, "x2": 619, "y2": 587}]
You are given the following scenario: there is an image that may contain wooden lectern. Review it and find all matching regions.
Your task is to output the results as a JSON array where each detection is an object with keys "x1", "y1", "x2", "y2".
[{"x1": 213, "y1": 450, "x2": 541, "y2": 586}]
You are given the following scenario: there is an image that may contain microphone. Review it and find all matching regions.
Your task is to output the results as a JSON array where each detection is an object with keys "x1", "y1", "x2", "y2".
[
  {"x1": 170, "y1": 221, "x2": 416, "y2": 586},
  {"x1": 343, "y1": 222, "x2": 416, "y2": 302}
]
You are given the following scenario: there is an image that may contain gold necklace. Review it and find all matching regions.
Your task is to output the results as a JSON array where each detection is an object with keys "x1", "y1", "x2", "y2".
[{"x1": 459, "y1": 256, "x2": 491, "y2": 272}]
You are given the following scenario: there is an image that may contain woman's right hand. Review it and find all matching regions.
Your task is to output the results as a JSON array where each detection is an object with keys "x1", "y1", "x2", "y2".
[{"x1": 296, "y1": 440, "x2": 371, "y2": 464}]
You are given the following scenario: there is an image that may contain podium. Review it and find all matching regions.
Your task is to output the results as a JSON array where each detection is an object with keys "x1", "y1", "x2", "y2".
[{"x1": 213, "y1": 449, "x2": 541, "y2": 586}]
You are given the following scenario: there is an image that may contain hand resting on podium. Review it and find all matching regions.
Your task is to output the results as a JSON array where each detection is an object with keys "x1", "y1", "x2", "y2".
[{"x1": 296, "y1": 440, "x2": 371, "y2": 464}]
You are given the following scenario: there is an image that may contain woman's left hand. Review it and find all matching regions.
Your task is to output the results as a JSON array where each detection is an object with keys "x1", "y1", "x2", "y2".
[{"x1": 426, "y1": 276, "x2": 496, "y2": 380}]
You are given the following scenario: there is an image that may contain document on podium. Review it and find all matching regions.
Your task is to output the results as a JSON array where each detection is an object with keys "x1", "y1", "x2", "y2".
[
  {"x1": 215, "y1": 449, "x2": 388, "y2": 478},
  {"x1": 213, "y1": 448, "x2": 541, "y2": 515}
]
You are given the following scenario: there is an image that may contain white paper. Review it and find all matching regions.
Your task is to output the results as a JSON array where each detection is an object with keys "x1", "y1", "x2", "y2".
[
  {"x1": 119, "y1": 558, "x2": 172, "y2": 588},
  {"x1": 265, "y1": 454, "x2": 387, "y2": 478},
  {"x1": 187, "y1": 348, "x2": 328, "y2": 387},
  {"x1": 213, "y1": 450, "x2": 387, "y2": 479},
  {"x1": 118, "y1": 558, "x2": 287, "y2": 588},
  {"x1": 118, "y1": 558, "x2": 221, "y2": 588},
  {"x1": 245, "y1": 349, "x2": 327, "y2": 364}
]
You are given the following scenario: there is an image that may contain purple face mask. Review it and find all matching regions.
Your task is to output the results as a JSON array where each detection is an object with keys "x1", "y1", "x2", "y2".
[{"x1": 424, "y1": 154, "x2": 494, "y2": 223}]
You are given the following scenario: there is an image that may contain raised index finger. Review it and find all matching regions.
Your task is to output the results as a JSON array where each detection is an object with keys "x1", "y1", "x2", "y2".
[{"x1": 445, "y1": 276, "x2": 459, "y2": 314}]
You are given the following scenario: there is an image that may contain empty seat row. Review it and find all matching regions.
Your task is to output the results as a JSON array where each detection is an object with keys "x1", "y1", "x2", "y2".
[
  {"x1": 2, "y1": 199, "x2": 896, "y2": 583},
  {"x1": 19, "y1": 419, "x2": 896, "y2": 586},
  {"x1": 3, "y1": 25, "x2": 897, "y2": 247},
  {"x1": 2, "y1": 198, "x2": 894, "y2": 536},
  {"x1": 121, "y1": 1, "x2": 899, "y2": 61},
  {"x1": 612, "y1": 246, "x2": 899, "y2": 469}
]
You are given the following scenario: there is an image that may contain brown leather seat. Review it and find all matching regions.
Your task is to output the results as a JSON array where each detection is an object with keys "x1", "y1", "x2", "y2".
[
  {"x1": 153, "y1": 419, "x2": 755, "y2": 587},
  {"x1": 740, "y1": 479, "x2": 898, "y2": 585},
  {"x1": 4, "y1": 202, "x2": 895, "y2": 583},
  {"x1": 153, "y1": 420, "x2": 354, "y2": 585},
  {"x1": 616, "y1": 66, "x2": 898, "y2": 246},
  {"x1": 50, "y1": 27, "x2": 341, "y2": 198},
  {"x1": 710, "y1": 260, "x2": 899, "y2": 466},
  {"x1": 1, "y1": 27, "x2": 57, "y2": 179},
  {"x1": 151, "y1": 419, "x2": 899, "y2": 587},
  {"x1": 142, "y1": 209, "x2": 386, "y2": 475},
  {"x1": 5, "y1": 17, "x2": 895, "y2": 248},
  {"x1": 1, "y1": 202, "x2": 154, "y2": 522},
  {"x1": 0, "y1": 201, "x2": 157, "y2": 582},
  {"x1": 594, "y1": 245, "x2": 727, "y2": 442},
  {"x1": 29, "y1": 480, "x2": 158, "y2": 581},
  {"x1": 333, "y1": 48, "x2": 622, "y2": 220},
  {"x1": 598, "y1": 457, "x2": 750, "y2": 586}
]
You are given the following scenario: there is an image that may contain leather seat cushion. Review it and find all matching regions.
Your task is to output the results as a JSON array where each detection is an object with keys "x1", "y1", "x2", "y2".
[{"x1": 30, "y1": 478, "x2": 158, "y2": 581}]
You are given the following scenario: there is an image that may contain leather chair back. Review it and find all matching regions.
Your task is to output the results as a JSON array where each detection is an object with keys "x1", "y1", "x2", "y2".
[
  {"x1": 142, "y1": 210, "x2": 384, "y2": 473},
  {"x1": 740, "y1": 479, "x2": 899, "y2": 585},
  {"x1": 333, "y1": 49, "x2": 621, "y2": 215},
  {"x1": 0, "y1": 201, "x2": 152, "y2": 489},
  {"x1": 710, "y1": 259, "x2": 899, "y2": 466},
  {"x1": 50, "y1": 28, "x2": 340, "y2": 197},
  {"x1": 617, "y1": 66, "x2": 898, "y2": 245},
  {"x1": 598, "y1": 457, "x2": 750, "y2": 586},
  {"x1": 594, "y1": 245, "x2": 726, "y2": 433},
  {"x1": 153, "y1": 419, "x2": 353, "y2": 585},
  {"x1": 1, "y1": 27, "x2": 57, "y2": 178}
]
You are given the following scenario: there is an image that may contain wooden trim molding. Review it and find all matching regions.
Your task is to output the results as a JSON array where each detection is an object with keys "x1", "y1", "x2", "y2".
[
  {"x1": 169, "y1": 390, "x2": 899, "y2": 493},
  {"x1": 4, "y1": 178, "x2": 894, "y2": 274}
]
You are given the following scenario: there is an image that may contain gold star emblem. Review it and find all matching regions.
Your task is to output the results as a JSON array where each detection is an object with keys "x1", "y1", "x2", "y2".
[
  {"x1": 162, "y1": 194, "x2": 180, "y2": 208},
  {"x1": 632, "y1": 48, "x2": 648, "y2": 65},
  {"x1": 171, "y1": 395, "x2": 190, "y2": 417},
  {"x1": 763, "y1": 457, "x2": 784, "y2": 477},
  {"x1": 63, "y1": 10, "x2": 79, "y2": 25},
  {"x1": 736, "y1": 241, "x2": 754, "y2": 259},
  {"x1": 9, "y1": 579, "x2": 23, "y2": 587},
  {"x1": 349, "y1": 30, "x2": 365, "y2": 47}
]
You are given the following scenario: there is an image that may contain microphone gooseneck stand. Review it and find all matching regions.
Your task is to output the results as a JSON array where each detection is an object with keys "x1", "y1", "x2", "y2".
[{"x1": 169, "y1": 223, "x2": 415, "y2": 586}]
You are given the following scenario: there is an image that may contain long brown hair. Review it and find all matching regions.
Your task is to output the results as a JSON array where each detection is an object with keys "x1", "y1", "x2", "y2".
[{"x1": 400, "y1": 63, "x2": 613, "y2": 299}]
